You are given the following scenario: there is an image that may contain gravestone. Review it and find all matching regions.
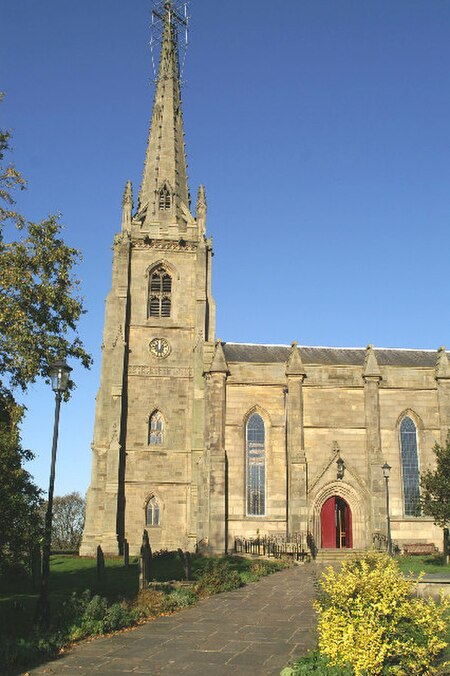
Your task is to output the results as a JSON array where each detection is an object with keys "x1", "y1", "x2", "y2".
[
  {"x1": 97, "y1": 545, "x2": 106, "y2": 585},
  {"x1": 139, "y1": 530, "x2": 152, "y2": 589}
]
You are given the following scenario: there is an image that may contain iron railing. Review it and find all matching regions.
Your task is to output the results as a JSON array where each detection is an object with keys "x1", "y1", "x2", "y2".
[{"x1": 234, "y1": 532, "x2": 310, "y2": 561}]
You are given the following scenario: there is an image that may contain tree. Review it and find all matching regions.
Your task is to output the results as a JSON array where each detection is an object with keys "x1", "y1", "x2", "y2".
[
  {"x1": 0, "y1": 93, "x2": 92, "y2": 569},
  {"x1": 0, "y1": 94, "x2": 92, "y2": 393},
  {"x1": 0, "y1": 392, "x2": 42, "y2": 573},
  {"x1": 421, "y1": 433, "x2": 450, "y2": 565},
  {"x1": 0, "y1": 92, "x2": 26, "y2": 232},
  {"x1": 46, "y1": 492, "x2": 86, "y2": 551}
]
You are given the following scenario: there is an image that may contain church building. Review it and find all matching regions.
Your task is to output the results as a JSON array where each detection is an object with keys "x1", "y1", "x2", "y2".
[{"x1": 80, "y1": 1, "x2": 450, "y2": 557}]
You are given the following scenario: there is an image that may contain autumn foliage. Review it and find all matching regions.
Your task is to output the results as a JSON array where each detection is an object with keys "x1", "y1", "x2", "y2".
[{"x1": 314, "y1": 552, "x2": 449, "y2": 675}]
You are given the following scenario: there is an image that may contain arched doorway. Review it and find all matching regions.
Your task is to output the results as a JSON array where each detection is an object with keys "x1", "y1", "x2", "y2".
[{"x1": 321, "y1": 496, "x2": 353, "y2": 549}]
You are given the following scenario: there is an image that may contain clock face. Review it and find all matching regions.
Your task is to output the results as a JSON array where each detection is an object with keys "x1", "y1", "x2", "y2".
[{"x1": 149, "y1": 338, "x2": 171, "y2": 359}]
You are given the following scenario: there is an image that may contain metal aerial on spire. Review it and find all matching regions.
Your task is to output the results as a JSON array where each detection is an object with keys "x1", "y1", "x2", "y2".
[
  {"x1": 150, "y1": 0, "x2": 190, "y2": 84},
  {"x1": 138, "y1": 0, "x2": 191, "y2": 225}
]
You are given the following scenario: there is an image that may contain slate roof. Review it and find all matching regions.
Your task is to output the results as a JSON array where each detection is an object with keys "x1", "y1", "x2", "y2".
[{"x1": 222, "y1": 343, "x2": 437, "y2": 368}]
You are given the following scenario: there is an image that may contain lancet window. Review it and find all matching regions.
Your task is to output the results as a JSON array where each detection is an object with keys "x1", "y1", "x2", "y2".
[
  {"x1": 148, "y1": 267, "x2": 172, "y2": 318},
  {"x1": 149, "y1": 410, "x2": 164, "y2": 446},
  {"x1": 146, "y1": 496, "x2": 160, "y2": 527},
  {"x1": 400, "y1": 416, "x2": 421, "y2": 516},
  {"x1": 246, "y1": 413, "x2": 266, "y2": 516},
  {"x1": 159, "y1": 185, "x2": 171, "y2": 211}
]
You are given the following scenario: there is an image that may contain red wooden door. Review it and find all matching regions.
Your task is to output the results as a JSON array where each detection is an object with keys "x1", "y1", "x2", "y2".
[
  {"x1": 345, "y1": 498, "x2": 353, "y2": 548},
  {"x1": 321, "y1": 497, "x2": 337, "y2": 548},
  {"x1": 321, "y1": 496, "x2": 353, "y2": 549}
]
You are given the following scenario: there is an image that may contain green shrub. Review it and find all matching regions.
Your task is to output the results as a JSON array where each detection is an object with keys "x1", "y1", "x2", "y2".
[
  {"x1": 238, "y1": 558, "x2": 289, "y2": 584},
  {"x1": 163, "y1": 587, "x2": 198, "y2": 612},
  {"x1": 132, "y1": 584, "x2": 198, "y2": 616},
  {"x1": 0, "y1": 590, "x2": 140, "y2": 670},
  {"x1": 58, "y1": 591, "x2": 129, "y2": 640},
  {"x1": 314, "y1": 551, "x2": 450, "y2": 675},
  {"x1": 194, "y1": 559, "x2": 241, "y2": 596},
  {"x1": 282, "y1": 650, "x2": 352, "y2": 675},
  {"x1": 105, "y1": 600, "x2": 138, "y2": 632},
  {"x1": 0, "y1": 635, "x2": 59, "y2": 672},
  {"x1": 133, "y1": 588, "x2": 166, "y2": 617}
]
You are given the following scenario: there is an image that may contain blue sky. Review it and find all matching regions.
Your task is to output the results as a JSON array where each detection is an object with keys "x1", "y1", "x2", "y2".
[{"x1": 1, "y1": 0, "x2": 450, "y2": 497}]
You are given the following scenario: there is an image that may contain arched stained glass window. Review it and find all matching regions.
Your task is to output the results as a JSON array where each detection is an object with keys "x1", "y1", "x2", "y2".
[
  {"x1": 148, "y1": 267, "x2": 172, "y2": 318},
  {"x1": 146, "y1": 496, "x2": 160, "y2": 526},
  {"x1": 246, "y1": 413, "x2": 266, "y2": 516},
  {"x1": 400, "y1": 416, "x2": 421, "y2": 516},
  {"x1": 149, "y1": 410, "x2": 164, "y2": 445}
]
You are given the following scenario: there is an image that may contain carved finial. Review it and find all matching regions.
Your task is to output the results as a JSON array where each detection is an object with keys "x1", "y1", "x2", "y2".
[
  {"x1": 122, "y1": 180, "x2": 133, "y2": 232},
  {"x1": 286, "y1": 341, "x2": 307, "y2": 377},
  {"x1": 196, "y1": 185, "x2": 207, "y2": 235},
  {"x1": 209, "y1": 339, "x2": 228, "y2": 374},
  {"x1": 363, "y1": 344, "x2": 382, "y2": 380},
  {"x1": 436, "y1": 346, "x2": 450, "y2": 380}
]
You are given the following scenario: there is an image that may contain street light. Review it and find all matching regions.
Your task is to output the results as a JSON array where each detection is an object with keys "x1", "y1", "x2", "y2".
[
  {"x1": 336, "y1": 456, "x2": 345, "y2": 481},
  {"x1": 382, "y1": 462, "x2": 393, "y2": 556},
  {"x1": 36, "y1": 359, "x2": 72, "y2": 628}
]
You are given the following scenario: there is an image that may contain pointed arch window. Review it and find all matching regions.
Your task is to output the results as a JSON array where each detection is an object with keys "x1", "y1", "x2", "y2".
[
  {"x1": 400, "y1": 416, "x2": 421, "y2": 516},
  {"x1": 146, "y1": 496, "x2": 160, "y2": 526},
  {"x1": 246, "y1": 413, "x2": 266, "y2": 516},
  {"x1": 159, "y1": 185, "x2": 171, "y2": 211},
  {"x1": 149, "y1": 410, "x2": 164, "y2": 446},
  {"x1": 148, "y1": 266, "x2": 172, "y2": 318}
]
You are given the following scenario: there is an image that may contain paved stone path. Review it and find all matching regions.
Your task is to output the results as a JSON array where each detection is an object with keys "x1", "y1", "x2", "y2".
[{"x1": 28, "y1": 564, "x2": 319, "y2": 675}]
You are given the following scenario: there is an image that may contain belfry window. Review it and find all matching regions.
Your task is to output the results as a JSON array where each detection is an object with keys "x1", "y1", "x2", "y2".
[
  {"x1": 246, "y1": 413, "x2": 266, "y2": 516},
  {"x1": 146, "y1": 496, "x2": 160, "y2": 526},
  {"x1": 149, "y1": 410, "x2": 164, "y2": 445},
  {"x1": 400, "y1": 416, "x2": 421, "y2": 516},
  {"x1": 159, "y1": 185, "x2": 171, "y2": 211},
  {"x1": 148, "y1": 267, "x2": 172, "y2": 318}
]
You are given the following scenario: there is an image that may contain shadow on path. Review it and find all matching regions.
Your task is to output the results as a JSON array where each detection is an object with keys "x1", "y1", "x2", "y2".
[{"x1": 27, "y1": 564, "x2": 319, "y2": 676}]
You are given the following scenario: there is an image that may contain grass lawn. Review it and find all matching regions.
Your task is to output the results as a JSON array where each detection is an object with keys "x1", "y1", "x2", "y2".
[{"x1": 396, "y1": 553, "x2": 450, "y2": 576}]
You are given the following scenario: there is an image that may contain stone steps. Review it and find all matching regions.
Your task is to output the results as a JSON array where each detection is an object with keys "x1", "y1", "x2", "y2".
[{"x1": 315, "y1": 548, "x2": 367, "y2": 564}]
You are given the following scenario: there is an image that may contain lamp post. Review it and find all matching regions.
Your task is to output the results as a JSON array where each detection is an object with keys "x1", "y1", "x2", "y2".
[
  {"x1": 283, "y1": 387, "x2": 289, "y2": 539},
  {"x1": 36, "y1": 359, "x2": 72, "y2": 628},
  {"x1": 382, "y1": 462, "x2": 393, "y2": 556}
]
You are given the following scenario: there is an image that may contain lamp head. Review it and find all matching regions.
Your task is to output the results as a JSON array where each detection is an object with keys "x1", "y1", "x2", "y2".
[
  {"x1": 336, "y1": 456, "x2": 345, "y2": 480},
  {"x1": 49, "y1": 359, "x2": 72, "y2": 393},
  {"x1": 382, "y1": 462, "x2": 391, "y2": 479}
]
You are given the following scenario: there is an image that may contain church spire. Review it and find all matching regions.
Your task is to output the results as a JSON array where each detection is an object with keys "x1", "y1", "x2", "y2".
[{"x1": 138, "y1": 0, "x2": 190, "y2": 227}]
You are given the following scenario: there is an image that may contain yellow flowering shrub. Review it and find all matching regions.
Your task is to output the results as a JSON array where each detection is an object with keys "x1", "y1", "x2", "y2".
[{"x1": 314, "y1": 551, "x2": 450, "y2": 675}]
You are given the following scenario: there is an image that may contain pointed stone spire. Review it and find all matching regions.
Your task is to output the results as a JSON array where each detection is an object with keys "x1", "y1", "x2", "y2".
[
  {"x1": 286, "y1": 341, "x2": 307, "y2": 377},
  {"x1": 122, "y1": 180, "x2": 133, "y2": 232},
  {"x1": 436, "y1": 346, "x2": 450, "y2": 379},
  {"x1": 196, "y1": 185, "x2": 207, "y2": 235},
  {"x1": 138, "y1": 1, "x2": 190, "y2": 227},
  {"x1": 210, "y1": 339, "x2": 228, "y2": 374},
  {"x1": 363, "y1": 344, "x2": 382, "y2": 380}
]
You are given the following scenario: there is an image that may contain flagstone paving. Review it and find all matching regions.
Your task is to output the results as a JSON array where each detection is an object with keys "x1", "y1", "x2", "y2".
[{"x1": 27, "y1": 564, "x2": 319, "y2": 675}]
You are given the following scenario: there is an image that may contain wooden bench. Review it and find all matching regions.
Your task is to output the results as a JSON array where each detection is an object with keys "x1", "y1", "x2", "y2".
[{"x1": 403, "y1": 543, "x2": 437, "y2": 556}]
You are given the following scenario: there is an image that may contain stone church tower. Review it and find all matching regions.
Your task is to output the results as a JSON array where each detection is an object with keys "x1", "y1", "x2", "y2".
[
  {"x1": 82, "y1": 1, "x2": 449, "y2": 558},
  {"x1": 81, "y1": 2, "x2": 216, "y2": 556}
]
